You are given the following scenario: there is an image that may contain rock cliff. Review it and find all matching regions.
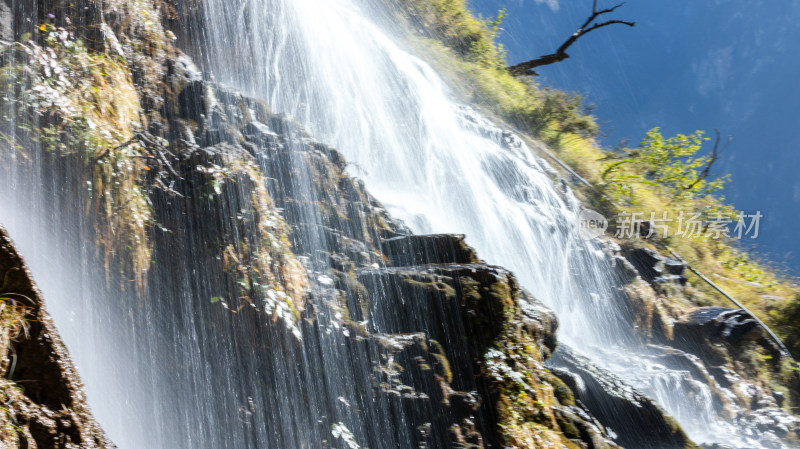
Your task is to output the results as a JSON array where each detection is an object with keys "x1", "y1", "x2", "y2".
[
  {"x1": 0, "y1": 1, "x2": 798, "y2": 448},
  {"x1": 0, "y1": 226, "x2": 113, "y2": 448}
]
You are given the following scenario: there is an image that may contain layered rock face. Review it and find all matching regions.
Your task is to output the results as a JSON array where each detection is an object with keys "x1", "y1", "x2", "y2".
[
  {"x1": 144, "y1": 51, "x2": 623, "y2": 447},
  {"x1": 1, "y1": 1, "x2": 623, "y2": 446},
  {"x1": 1, "y1": 1, "x2": 631, "y2": 446},
  {"x1": 0, "y1": 226, "x2": 114, "y2": 448},
  {"x1": 0, "y1": 1, "x2": 798, "y2": 449}
]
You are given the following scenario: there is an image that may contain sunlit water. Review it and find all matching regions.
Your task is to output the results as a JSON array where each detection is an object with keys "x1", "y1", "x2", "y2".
[
  {"x1": 0, "y1": 0, "x2": 771, "y2": 447},
  {"x1": 198, "y1": 0, "x2": 763, "y2": 447}
]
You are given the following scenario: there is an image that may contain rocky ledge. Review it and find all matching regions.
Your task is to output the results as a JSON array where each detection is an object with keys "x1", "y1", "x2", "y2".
[
  {"x1": 0, "y1": 226, "x2": 113, "y2": 448},
  {"x1": 153, "y1": 53, "x2": 628, "y2": 447},
  {"x1": 1, "y1": 1, "x2": 798, "y2": 448}
]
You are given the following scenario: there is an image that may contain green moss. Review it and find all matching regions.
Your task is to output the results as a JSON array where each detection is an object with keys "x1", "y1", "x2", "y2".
[
  {"x1": 554, "y1": 412, "x2": 581, "y2": 440},
  {"x1": 332, "y1": 270, "x2": 370, "y2": 308},
  {"x1": 664, "y1": 415, "x2": 701, "y2": 449},
  {"x1": 457, "y1": 277, "x2": 482, "y2": 303},
  {"x1": 404, "y1": 276, "x2": 457, "y2": 299},
  {"x1": 488, "y1": 281, "x2": 513, "y2": 309},
  {"x1": 393, "y1": 0, "x2": 506, "y2": 66},
  {"x1": 479, "y1": 280, "x2": 589, "y2": 447},
  {"x1": 547, "y1": 373, "x2": 575, "y2": 407},
  {"x1": 429, "y1": 339, "x2": 454, "y2": 383}
]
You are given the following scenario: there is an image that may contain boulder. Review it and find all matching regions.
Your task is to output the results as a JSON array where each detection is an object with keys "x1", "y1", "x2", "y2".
[
  {"x1": 550, "y1": 345, "x2": 697, "y2": 449},
  {"x1": 621, "y1": 246, "x2": 688, "y2": 286},
  {"x1": 674, "y1": 307, "x2": 762, "y2": 346}
]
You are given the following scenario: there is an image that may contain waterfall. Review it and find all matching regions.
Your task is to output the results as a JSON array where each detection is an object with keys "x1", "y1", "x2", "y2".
[
  {"x1": 0, "y1": 0, "x2": 780, "y2": 448},
  {"x1": 199, "y1": 0, "x2": 625, "y2": 345},
  {"x1": 197, "y1": 0, "x2": 767, "y2": 447}
]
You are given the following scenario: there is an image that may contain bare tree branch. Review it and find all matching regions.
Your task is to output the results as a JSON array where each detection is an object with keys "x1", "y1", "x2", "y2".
[
  {"x1": 682, "y1": 128, "x2": 732, "y2": 191},
  {"x1": 508, "y1": 2, "x2": 634, "y2": 76}
]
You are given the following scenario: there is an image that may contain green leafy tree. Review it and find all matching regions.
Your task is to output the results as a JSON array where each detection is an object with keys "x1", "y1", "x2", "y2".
[{"x1": 602, "y1": 127, "x2": 729, "y2": 204}]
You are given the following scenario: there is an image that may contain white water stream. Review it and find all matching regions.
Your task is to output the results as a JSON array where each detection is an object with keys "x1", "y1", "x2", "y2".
[
  {"x1": 197, "y1": 0, "x2": 760, "y2": 447},
  {"x1": 0, "y1": 0, "x2": 773, "y2": 447}
]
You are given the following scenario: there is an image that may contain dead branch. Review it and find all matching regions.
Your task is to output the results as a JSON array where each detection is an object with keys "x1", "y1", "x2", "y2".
[{"x1": 508, "y1": 1, "x2": 634, "y2": 76}]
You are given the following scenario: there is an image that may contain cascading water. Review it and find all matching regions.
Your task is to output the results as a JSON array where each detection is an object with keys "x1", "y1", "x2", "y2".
[
  {"x1": 198, "y1": 0, "x2": 626, "y2": 347},
  {"x1": 196, "y1": 0, "x2": 771, "y2": 447},
  {"x1": 0, "y1": 0, "x2": 786, "y2": 448}
]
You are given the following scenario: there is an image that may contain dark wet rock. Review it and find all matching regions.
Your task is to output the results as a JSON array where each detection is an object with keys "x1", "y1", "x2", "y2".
[
  {"x1": 355, "y1": 264, "x2": 512, "y2": 360},
  {"x1": 774, "y1": 391, "x2": 786, "y2": 407},
  {"x1": 173, "y1": 53, "x2": 203, "y2": 83},
  {"x1": 176, "y1": 79, "x2": 207, "y2": 123},
  {"x1": 624, "y1": 246, "x2": 662, "y2": 283},
  {"x1": 242, "y1": 121, "x2": 278, "y2": 144},
  {"x1": 370, "y1": 331, "x2": 481, "y2": 448},
  {"x1": 350, "y1": 256, "x2": 617, "y2": 447},
  {"x1": 0, "y1": 0, "x2": 11, "y2": 46},
  {"x1": 611, "y1": 252, "x2": 640, "y2": 284},
  {"x1": 551, "y1": 346, "x2": 697, "y2": 449},
  {"x1": 707, "y1": 365, "x2": 739, "y2": 389},
  {"x1": 381, "y1": 233, "x2": 481, "y2": 266},
  {"x1": 552, "y1": 404, "x2": 617, "y2": 448},
  {"x1": 519, "y1": 289, "x2": 559, "y2": 357},
  {"x1": 664, "y1": 257, "x2": 687, "y2": 276},
  {"x1": 0, "y1": 226, "x2": 114, "y2": 448},
  {"x1": 621, "y1": 245, "x2": 688, "y2": 287},
  {"x1": 675, "y1": 307, "x2": 763, "y2": 347}
]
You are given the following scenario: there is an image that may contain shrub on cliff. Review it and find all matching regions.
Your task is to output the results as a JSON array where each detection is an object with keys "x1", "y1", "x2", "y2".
[
  {"x1": 393, "y1": 0, "x2": 598, "y2": 141},
  {"x1": 601, "y1": 127, "x2": 729, "y2": 205}
]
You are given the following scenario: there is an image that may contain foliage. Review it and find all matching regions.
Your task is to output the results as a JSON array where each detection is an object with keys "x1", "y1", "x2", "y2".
[
  {"x1": 395, "y1": 0, "x2": 506, "y2": 67},
  {"x1": 530, "y1": 88, "x2": 598, "y2": 141},
  {"x1": 602, "y1": 128, "x2": 729, "y2": 204},
  {"x1": 393, "y1": 0, "x2": 598, "y2": 143},
  {"x1": 770, "y1": 295, "x2": 800, "y2": 357},
  {"x1": 593, "y1": 128, "x2": 798, "y2": 357},
  {"x1": 1, "y1": 24, "x2": 152, "y2": 289},
  {"x1": 207, "y1": 158, "x2": 309, "y2": 340}
]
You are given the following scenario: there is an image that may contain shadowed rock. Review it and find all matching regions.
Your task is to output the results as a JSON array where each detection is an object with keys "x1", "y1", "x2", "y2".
[
  {"x1": 675, "y1": 307, "x2": 762, "y2": 345},
  {"x1": 551, "y1": 345, "x2": 697, "y2": 449},
  {"x1": 381, "y1": 234, "x2": 482, "y2": 266},
  {"x1": 0, "y1": 226, "x2": 114, "y2": 448}
]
